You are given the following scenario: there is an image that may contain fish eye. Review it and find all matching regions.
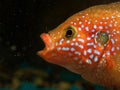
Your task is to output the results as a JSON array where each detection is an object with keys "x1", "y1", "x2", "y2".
[
  {"x1": 66, "y1": 29, "x2": 73, "y2": 37},
  {"x1": 64, "y1": 26, "x2": 76, "y2": 39}
]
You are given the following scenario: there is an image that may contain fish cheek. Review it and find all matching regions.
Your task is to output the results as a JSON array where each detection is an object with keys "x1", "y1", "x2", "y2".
[
  {"x1": 53, "y1": 44, "x2": 77, "y2": 65},
  {"x1": 46, "y1": 47, "x2": 65, "y2": 65}
]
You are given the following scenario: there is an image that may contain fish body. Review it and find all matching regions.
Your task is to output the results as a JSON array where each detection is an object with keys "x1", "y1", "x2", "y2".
[{"x1": 38, "y1": 2, "x2": 120, "y2": 86}]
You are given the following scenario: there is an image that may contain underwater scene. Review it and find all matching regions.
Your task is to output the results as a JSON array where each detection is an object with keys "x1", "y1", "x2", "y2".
[{"x1": 0, "y1": 0, "x2": 120, "y2": 90}]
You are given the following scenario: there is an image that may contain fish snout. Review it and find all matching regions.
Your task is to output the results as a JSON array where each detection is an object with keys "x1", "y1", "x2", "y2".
[{"x1": 37, "y1": 33, "x2": 54, "y2": 57}]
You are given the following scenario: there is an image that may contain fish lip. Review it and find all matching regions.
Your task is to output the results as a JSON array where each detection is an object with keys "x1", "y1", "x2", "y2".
[{"x1": 37, "y1": 33, "x2": 54, "y2": 56}]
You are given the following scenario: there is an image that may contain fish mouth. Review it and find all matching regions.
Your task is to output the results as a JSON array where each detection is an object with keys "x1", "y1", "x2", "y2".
[{"x1": 37, "y1": 33, "x2": 54, "y2": 57}]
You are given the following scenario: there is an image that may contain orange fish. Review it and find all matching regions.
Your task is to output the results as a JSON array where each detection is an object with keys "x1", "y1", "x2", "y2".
[{"x1": 38, "y1": 2, "x2": 120, "y2": 87}]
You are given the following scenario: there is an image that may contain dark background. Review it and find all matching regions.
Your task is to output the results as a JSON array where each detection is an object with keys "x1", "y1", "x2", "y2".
[{"x1": 0, "y1": 0, "x2": 119, "y2": 86}]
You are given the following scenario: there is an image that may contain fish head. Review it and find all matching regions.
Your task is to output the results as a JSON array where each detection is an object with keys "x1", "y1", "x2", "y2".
[{"x1": 37, "y1": 19, "x2": 83, "y2": 67}]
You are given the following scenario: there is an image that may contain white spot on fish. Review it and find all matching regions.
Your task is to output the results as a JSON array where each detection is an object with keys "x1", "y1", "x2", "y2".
[
  {"x1": 93, "y1": 25, "x2": 97, "y2": 29},
  {"x1": 109, "y1": 24, "x2": 112, "y2": 27},
  {"x1": 102, "y1": 17, "x2": 105, "y2": 20},
  {"x1": 111, "y1": 47, "x2": 115, "y2": 52},
  {"x1": 78, "y1": 38, "x2": 84, "y2": 43},
  {"x1": 99, "y1": 26, "x2": 103, "y2": 29},
  {"x1": 100, "y1": 22, "x2": 103, "y2": 24},
  {"x1": 57, "y1": 47, "x2": 61, "y2": 51},
  {"x1": 117, "y1": 31, "x2": 120, "y2": 34},
  {"x1": 78, "y1": 27, "x2": 82, "y2": 31},
  {"x1": 73, "y1": 22, "x2": 77, "y2": 25},
  {"x1": 70, "y1": 22, "x2": 74, "y2": 24},
  {"x1": 90, "y1": 54, "x2": 94, "y2": 59},
  {"x1": 79, "y1": 21, "x2": 82, "y2": 25},
  {"x1": 70, "y1": 48, "x2": 75, "y2": 52},
  {"x1": 106, "y1": 30, "x2": 110, "y2": 34},
  {"x1": 91, "y1": 29, "x2": 95, "y2": 32},
  {"x1": 94, "y1": 56, "x2": 98, "y2": 62},
  {"x1": 105, "y1": 26, "x2": 108, "y2": 29},
  {"x1": 82, "y1": 16, "x2": 85, "y2": 18},
  {"x1": 75, "y1": 42, "x2": 79, "y2": 46},
  {"x1": 104, "y1": 22, "x2": 107, "y2": 24},
  {"x1": 62, "y1": 47, "x2": 69, "y2": 51},
  {"x1": 85, "y1": 26, "x2": 89, "y2": 31},
  {"x1": 95, "y1": 20, "x2": 98, "y2": 22},
  {"x1": 79, "y1": 45, "x2": 84, "y2": 49},
  {"x1": 98, "y1": 43, "x2": 102, "y2": 47},
  {"x1": 91, "y1": 34, "x2": 95, "y2": 38},
  {"x1": 116, "y1": 47, "x2": 120, "y2": 50},
  {"x1": 94, "y1": 50, "x2": 100, "y2": 55},
  {"x1": 83, "y1": 50, "x2": 87, "y2": 56},
  {"x1": 88, "y1": 21, "x2": 91, "y2": 24},
  {"x1": 111, "y1": 16, "x2": 115, "y2": 19},
  {"x1": 102, "y1": 54, "x2": 106, "y2": 58},
  {"x1": 60, "y1": 38, "x2": 64, "y2": 42},
  {"x1": 86, "y1": 13, "x2": 88, "y2": 16},
  {"x1": 93, "y1": 45, "x2": 97, "y2": 48},
  {"x1": 106, "y1": 17, "x2": 109, "y2": 20},
  {"x1": 71, "y1": 43, "x2": 75, "y2": 46},
  {"x1": 86, "y1": 59, "x2": 92, "y2": 64},
  {"x1": 81, "y1": 24, "x2": 84, "y2": 28},
  {"x1": 72, "y1": 38, "x2": 76, "y2": 41},
  {"x1": 58, "y1": 32, "x2": 60, "y2": 34},
  {"x1": 87, "y1": 37, "x2": 91, "y2": 41},
  {"x1": 59, "y1": 42, "x2": 62, "y2": 45},
  {"x1": 76, "y1": 18, "x2": 79, "y2": 21},
  {"x1": 106, "y1": 51, "x2": 110, "y2": 55},
  {"x1": 87, "y1": 48, "x2": 92, "y2": 53},
  {"x1": 66, "y1": 40, "x2": 70, "y2": 44},
  {"x1": 56, "y1": 42, "x2": 58, "y2": 46},
  {"x1": 77, "y1": 34, "x2": 81, "y2": 37},
  {"x1": 85, "y1": 20, "x2": 88, "y2": 22},
  {"x1": 115, "y1": 38, "x2": 118, "y2": 42},
  {"x1": 111, "y1": 39, "x2": 115, "y2": 44},
  {"x1": 75, "y1": 51, "x2": 81, "y2": 55},
  {"x1": 87, "y1": 42, "x2": 94, "y2": 46}
]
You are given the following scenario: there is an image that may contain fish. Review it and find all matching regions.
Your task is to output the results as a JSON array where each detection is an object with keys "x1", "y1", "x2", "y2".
[{"x1": 38, "y1": 2, "x2": 120, "y2": 87}]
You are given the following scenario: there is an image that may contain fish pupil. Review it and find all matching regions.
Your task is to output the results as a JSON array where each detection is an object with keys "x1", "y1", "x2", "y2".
[{"x1": 65, "y1": 29, "x2": 73, "y2": 38}]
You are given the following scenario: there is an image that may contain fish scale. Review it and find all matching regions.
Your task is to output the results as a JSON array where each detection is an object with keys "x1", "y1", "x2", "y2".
[{"x1": 38, "y1": 2, "x2": 120, "y2": 87}]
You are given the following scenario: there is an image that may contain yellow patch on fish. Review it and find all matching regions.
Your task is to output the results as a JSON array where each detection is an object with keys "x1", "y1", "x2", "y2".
[{"x1": 38, "y1": 2, "x2": 120, "y2": 87}]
